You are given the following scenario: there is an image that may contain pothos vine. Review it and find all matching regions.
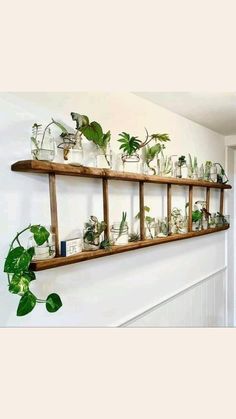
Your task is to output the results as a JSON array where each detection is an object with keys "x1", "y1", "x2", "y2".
[{"x1": 4, "y1": 224, "x2": 62, "y2": 316}]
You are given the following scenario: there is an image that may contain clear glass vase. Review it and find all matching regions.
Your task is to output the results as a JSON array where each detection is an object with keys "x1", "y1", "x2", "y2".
[
  {"x1": 28, "y1": 229, "x2": 56, "y2": 260},
  {"x1": 157, "y1": 218, "x2": 169, "y2": 237},
  {"x1": 192, "y1": 220, "x2": 202, "y2": 231},
  {"x1": 110, "y1": 221, "x2": 129, "y2": 245},
  {"x1": 83, "y1": 224, "x2": 101, "y2": 251},
  {"x1": 96, "y1": 146, "x2": 112, "y2": 169},
  {"x1": 31, "y1": 125, "x2": 56, "y2": 162},
  {"x1": 122, "y1": 153, "x2": 140, "y2": 173},
  {"x1": 145, "y1": 221, "x2": 157, "y2": 239}
]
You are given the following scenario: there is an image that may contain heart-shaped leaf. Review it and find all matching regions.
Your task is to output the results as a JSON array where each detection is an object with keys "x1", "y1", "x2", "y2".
[
  {"x1": 30, "y1": 225, "x2": 50, "y2": 246},
  {"x1": 23, "y1": 271, "x2": 36, "y2": 282},
  {"x1": 9, "y1": 274, "x2": 30, "y2": 294},
  {"x1": 80, "y1": 121, "x2": 103, "y2": 142},
  {"x1": 17, "y1": 291, "x2": 37, "y2": 316},
  {"x1": 46, "y1": 293, "x2": 62, "y2": 313},
  {"x1": 4, "y1": 247, "x2": 32, "y2": 273}
]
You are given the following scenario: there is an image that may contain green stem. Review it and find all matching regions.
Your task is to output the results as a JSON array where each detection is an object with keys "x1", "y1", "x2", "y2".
[
  {"x1": 40, "y1": 121, "x2": 54, "y2": 149},
  {"x1": 9, "y1": 224, "x2": 31, "y2": 251}
]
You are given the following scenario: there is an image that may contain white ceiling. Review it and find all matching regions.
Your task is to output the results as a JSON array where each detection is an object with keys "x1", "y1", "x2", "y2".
[{"x1": 134, "y1": 92, "x2": 236, "y2": 136}]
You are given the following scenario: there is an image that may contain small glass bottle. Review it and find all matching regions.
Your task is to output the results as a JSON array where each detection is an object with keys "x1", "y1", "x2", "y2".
[{"x1": 110, "y1": 221, "x2": 129, "y2": 245}]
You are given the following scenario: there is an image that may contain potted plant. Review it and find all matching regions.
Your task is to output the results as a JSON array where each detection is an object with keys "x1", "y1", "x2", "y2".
[
  {"x1": 31, "y1": 119, "x2": 69, "y2": 162},
  {"x1": 4, "y1": 224, "x2": 62, "y2": 316},
  {"x1": 110, "y1": 212, "x2": 129, "y2": 245},
  {"x1": 118, "y1": 129, "x2": 170, "y2": 174},
  {"x1": 83, "y1": 216, "x2": 106, "y2": 250}
]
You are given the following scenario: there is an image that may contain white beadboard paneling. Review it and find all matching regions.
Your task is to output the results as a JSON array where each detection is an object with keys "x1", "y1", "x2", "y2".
[{"x1": 124, "y1": 269, "x2": 226, "y2": 327}]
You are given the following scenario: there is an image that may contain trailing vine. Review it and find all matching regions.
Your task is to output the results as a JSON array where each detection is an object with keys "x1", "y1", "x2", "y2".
[{"x1": 4, "y1": 224, "x2": 62, "y2": 316}]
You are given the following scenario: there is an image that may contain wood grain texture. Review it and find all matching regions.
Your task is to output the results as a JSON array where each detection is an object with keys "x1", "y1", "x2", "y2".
[
  {"x1": 188, "y1": 185, "x2": 193, "y2": 232},
  {"x1": 102, "y1": 178, "x2": 109, "y2": 239},
  {"x1": 220, "y1": 189, "x2": 224, "y2": 213},
  {"x1": 30, "y1": 226, "x2": 230, "y2": 271},
  {"x1": 206, "y1": 187, "x2": 210, "y2": 212},
  {"x1": 167, "y1": 184, "x2": 172, "y2": 224},
  {"x1": 11, "y1": 160, "x2": 232, "y2": 189},
  {"x1": 139, "y1": 181, "x2": 145, "y2": 240},
  {"x1": 48, "y1": 173, "x2": 59, "y2": 255}
]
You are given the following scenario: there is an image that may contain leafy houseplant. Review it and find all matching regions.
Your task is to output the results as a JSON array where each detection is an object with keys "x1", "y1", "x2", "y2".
[
  {"x1": 4, "y1": 225, "x2": 62, "y2": 316},
  {"x1": 83, "y1": 216, "x2": 106, "y2": 250},
  {"x1": 31, "y1": 119, "x2": 69, "y2": 161}
]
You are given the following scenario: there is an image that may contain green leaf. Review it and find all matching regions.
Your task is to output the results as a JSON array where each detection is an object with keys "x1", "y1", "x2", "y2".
[
  {"x1": 51, "y1": 118, "x2": 68, "y2": 134},
  {"x1": 46, "y1": 293, "x2": 62, "y2": 313},
  {"x1": 30, "y1": 225, "x2": 50, "y2": 246},
  {"x1": 80, "y1": 121, "x2": 103, "y2": 142},
  {"x1": 17, "y1": 291, "x2": 37, "y2": 316},
  {"x1": 4, "y1": 247, "x2": 32, "y2": 274},
  {"x1": 9, "y1": 273, "x2": 29, "y2": 294},
  {"x1": 23, "y1": 271, "x2": 36, "y2": 282}
]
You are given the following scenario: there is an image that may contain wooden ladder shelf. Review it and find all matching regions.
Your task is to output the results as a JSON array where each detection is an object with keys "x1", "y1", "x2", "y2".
[{"x1": 11, "y1": 160, "x2": 231, "y2": 271}]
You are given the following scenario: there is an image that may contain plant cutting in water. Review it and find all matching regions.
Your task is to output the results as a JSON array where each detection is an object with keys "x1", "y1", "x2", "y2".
[
  {"x1": 188, "y1": 154, "x2": 198, "y2": 178},
  {"x1": 83, "y1": 216, "x2": 106, "y2": 248},
  {"x1": 71, "y1": 113, "x2": 111, "y2": 167},
  {"x1": 159, "y1": 151, "x2": 173, "y2": 176},
  {"x1": 117, "y1": 211, "x2": 127, "y2": 242},
  {"x1": 214, "y1": 163, "x2": 229, "y2": 184},
  {"x1": 31, "y1": 119, "x2": 69, "y2": 160},
  {"x1": 4, "y1": 225, "x2": 62, "y2": 316},
  {"x1": 135, "y1": 206, "x2": 155, "y2": 238},
  {"x1": 118, "y1": 129, "x2": 170, "y2": 171}
]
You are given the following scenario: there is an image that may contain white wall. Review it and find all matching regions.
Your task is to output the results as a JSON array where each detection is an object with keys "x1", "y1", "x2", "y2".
[{"x1": 0, "y1": 92, "x2": 227, "y2": 327}]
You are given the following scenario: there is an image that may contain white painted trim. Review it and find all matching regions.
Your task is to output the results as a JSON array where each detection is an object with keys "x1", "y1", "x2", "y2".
[{"x1": 118, "y1": 266, "x2": 227, "y2": 327}]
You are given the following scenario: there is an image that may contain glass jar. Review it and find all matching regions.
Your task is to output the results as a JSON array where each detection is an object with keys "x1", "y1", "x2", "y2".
[
  {"x1": 204, "y1": 161, "x2": 212, "y2": 181},
  {"x1": 198, "y1": 164, "x2": 204, "y2": 180},
  {"x1": 192, "y1": 220, "x2": 202, "y2": 231},
  {"x1": 202, "y1": 218, "x2": 208, "y2": 230},
  {"x1": 210, "y1": 163, "x2": 217, "y2": 182},
  {"x1": 145, "y1": 221, "x2": 157, "y2": 239},
  {"x1": 96, "y1": 145, "x2": 112, "y2": 169},
  {"x1": 31, "y1": 125, "x2": 56, "y2": 162},
  {"x1": 83, "y1": 224, "x2": 100, "y2": 251},
  {"x1": 122, "y1": 153, "x2": 140, "y2": 173},
  {"x1": 159, "y1": 154, "x2": 173, "y2": 177},
  {"x1": 209, "y1": 213, "x2": 216, "y2": 228},
  {"x1": 28, "y1": 229, "x2": 56, "y2": 260},
  {"x1": 110, "y1": 221, "x2": 129, "y2": 245},
  {"x1": 157, "y1": 218, "x2": 169, "y2": 237}
]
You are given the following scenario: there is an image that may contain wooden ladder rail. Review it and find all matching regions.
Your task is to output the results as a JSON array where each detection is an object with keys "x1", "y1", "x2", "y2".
[{"x1": 48, "y1": 173, "x2": 59, "y2": 256}]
